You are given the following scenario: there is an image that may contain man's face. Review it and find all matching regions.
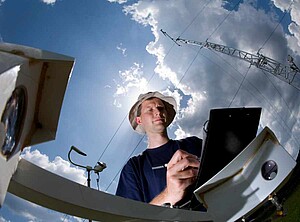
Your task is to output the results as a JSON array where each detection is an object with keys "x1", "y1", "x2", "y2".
[{"x1": 136, "y1": 98, "x2": 168, "y2": 134}]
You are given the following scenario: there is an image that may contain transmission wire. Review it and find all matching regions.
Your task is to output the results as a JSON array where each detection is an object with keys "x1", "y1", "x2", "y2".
[
  {"x1": 177, "y1": 0, "x2": 243, "y2": 85},
  {"x1": 222, "y1": 0, "x2": 298, "y2": 147},
  {"x1": 177, "y1": 47, "x2": 202, "y2": 85},
  {"x1": 97, "y1": 115, "x2": 127, "y2": 162},
  {"x1": 258, "y1": 2, "x2": 293, "y2": 52},
  {"x1": 260, "y1": 69, "x2": 300, "y2": 146},
  {"x1": 208, "y1": 44, "x2": 300, "y2": 147},
  {"x1": 96, "y1": 33, "x2": 179, "y2": 163},
  {"x1": 207, "y1": 0, "x2": 243, "y2": 40},
  {"x1": 97, "y1": 24, "x2": 182, "y2": 189},
  {"x1": 105, "y1": 134, "x2": 146, "y2": 191},
  {"x1": 178, "y1": 0, "x2": 211, "y2": 38},
  {"x1": 228, "y1": 65, "x2": 251, "y2": 107},
  {"x1": 255, "y1": 1, "x2": 299, "y2": 146}
]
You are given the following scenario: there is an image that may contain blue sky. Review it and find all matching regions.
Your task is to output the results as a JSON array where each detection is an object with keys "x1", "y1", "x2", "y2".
[{"x1": 1, "y1": 0, "x2": 300, "y2": 221}]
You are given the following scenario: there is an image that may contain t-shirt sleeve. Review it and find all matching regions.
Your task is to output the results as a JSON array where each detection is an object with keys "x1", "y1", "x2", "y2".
[{"x1": 115, "y1": 158, "x2": 144, "y2": 202}]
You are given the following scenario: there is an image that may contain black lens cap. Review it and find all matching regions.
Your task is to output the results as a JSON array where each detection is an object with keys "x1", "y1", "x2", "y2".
[{"x1": 261, "y1": 160, "x2": 278, "y2": 180}]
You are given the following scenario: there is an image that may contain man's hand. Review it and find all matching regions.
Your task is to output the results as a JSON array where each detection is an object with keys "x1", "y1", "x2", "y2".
[
  {"x1": 150, "y1": 149, "x2": 200, "y2": 206},
  {"x1": 165, "y1": 149, "x2": 200, "y2": 205}
]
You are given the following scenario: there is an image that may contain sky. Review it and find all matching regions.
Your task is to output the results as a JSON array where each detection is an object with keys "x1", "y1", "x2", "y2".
[{"x1": 0, "y1": 0, "x2": 300, "y2": 221}]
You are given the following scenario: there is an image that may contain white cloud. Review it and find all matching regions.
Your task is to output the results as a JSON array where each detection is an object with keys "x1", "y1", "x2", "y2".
[
  {"x1": 124, "y1": 2, "x2": 159, "y2": 27},
  {"x1": 271, "y1": 0, "x2": 300, "y2": 52},
  {"x1": 41, "y1": 0, "x2": 57, "y2": 5},
  {"x1": 116, "y1": 43, "x2": 127, "y2": 56},
  {"x1": 174, "y1": 125, "x2": 191, "y2": 140},
  {"x1": 4, "y1": 193, "x2": 83, "y2": 222},
  {"x1": 107, "y1": 0, "x2": 127, "y2": 4},
  {"x1": 20, "y1": 147, "x2": 87, "y2": 185},
  {"x1": 113, "y1": 62, "x2": 149, "y2": 107},
  {"x1": 0, "y1": 215, "x2": 10, "y2": 222},
  {"x1": 162, "y1": 88, "x2": 182, "y2": 111}
]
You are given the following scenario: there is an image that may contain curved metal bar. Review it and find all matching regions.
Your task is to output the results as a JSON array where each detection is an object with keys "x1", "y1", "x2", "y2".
[{"x1": 8, "y1": 159, "x2": 213, "y2": 222}]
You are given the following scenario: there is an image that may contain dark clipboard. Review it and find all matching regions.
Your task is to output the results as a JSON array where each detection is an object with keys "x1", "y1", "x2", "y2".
[{"x1": 180, "y1": 107, "x2": 262, "y2": 210}]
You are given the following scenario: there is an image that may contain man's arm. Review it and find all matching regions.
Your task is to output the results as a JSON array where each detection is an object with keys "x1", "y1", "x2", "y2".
[{"x1": 150, "y1": 149, "x2": 200, "y2": 206}]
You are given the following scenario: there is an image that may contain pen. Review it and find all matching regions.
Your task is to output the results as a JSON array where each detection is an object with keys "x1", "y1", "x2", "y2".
[{"x1": 152, "y1": 164, "x2": 168, "y2": 170}]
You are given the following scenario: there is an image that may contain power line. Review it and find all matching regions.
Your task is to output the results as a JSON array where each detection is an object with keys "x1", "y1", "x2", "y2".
[
  {"x1": 258, "y1": 1, "x2": 293, "y2": 52},
  {"x1": 177, "y1": 47, "x2": 202, "y2": 85},
  {"x1": 178, "y1": 0, "x2": 211, "y2": 38},
  {"x1": 208, "y1": 47, "x2": 300, "y2": 147},
  {"x1": 97, "y1": 115, "x2": 127, "y2": 162},
  {"x1": 207, "y1": 0, "x2": 243, "y2": 40},
  {"x1": 105, "y1": 134, "x2": 146, "y2": 192},
  {"x1": 207, "y1": 46, "x2": 300, "y2": 147},
  {"x1": 96, "y1": 34, "x2": 178, "y2": 164},
  {"x1": 228, "y1": 65, "x2": 251, "y2": 107},
  {"x1": 259, "y1": 69, "x2": 300, "y2": 146},
  {"x1": 254, "y1": 0, "x2": 299, "y2": 146}
]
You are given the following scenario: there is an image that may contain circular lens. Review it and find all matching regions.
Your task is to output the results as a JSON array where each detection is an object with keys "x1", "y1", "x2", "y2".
[
  {"x1": 261, "y1": 160, "x2": 278, "y2": 180},
  {"x1": 1, "y1": 87, "x2": 27, "y2": 159}
]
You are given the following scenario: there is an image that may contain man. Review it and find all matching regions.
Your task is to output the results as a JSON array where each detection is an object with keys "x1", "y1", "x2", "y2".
[{"x1": 116, "y1": 91, "x2": 202, "y2": 207}]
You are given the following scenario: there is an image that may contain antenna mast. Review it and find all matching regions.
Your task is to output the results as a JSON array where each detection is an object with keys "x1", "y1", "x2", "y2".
[{"x1": 161, "y1": 30, "x2": 300, "y2": 91}]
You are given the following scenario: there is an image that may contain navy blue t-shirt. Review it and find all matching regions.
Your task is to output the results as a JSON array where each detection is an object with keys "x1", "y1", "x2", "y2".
[{"x1": 116, "y1": 136, "x2": 202, "y2": 203}]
